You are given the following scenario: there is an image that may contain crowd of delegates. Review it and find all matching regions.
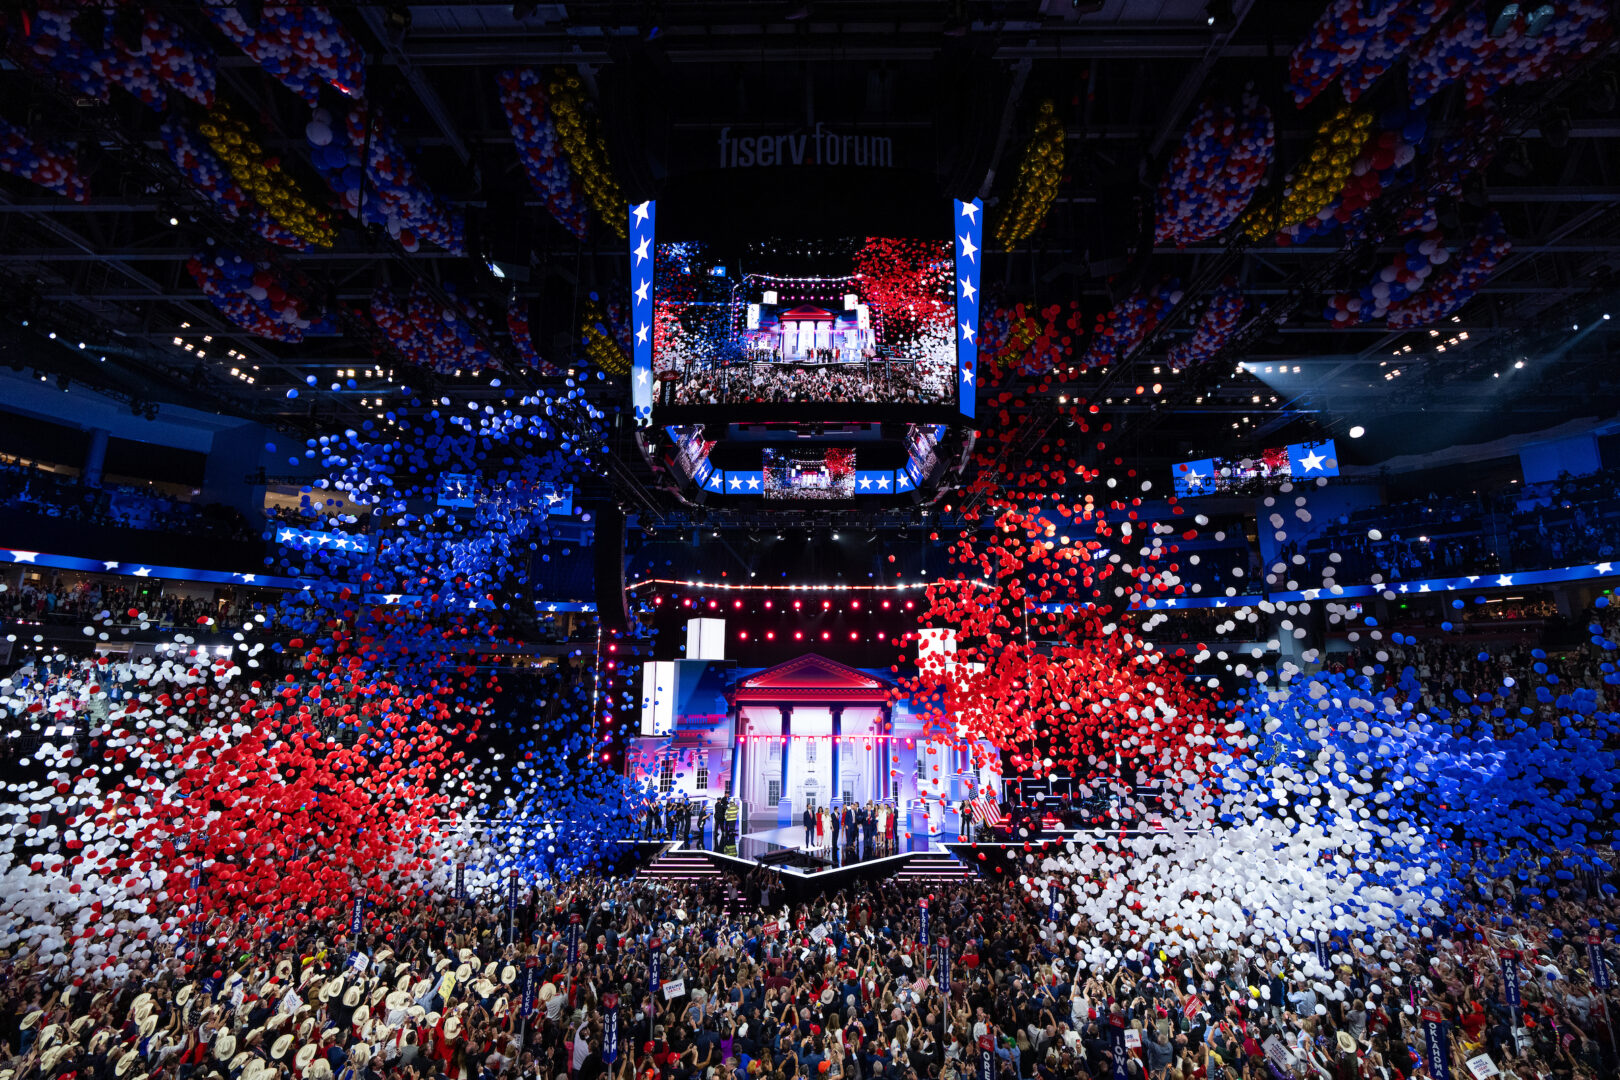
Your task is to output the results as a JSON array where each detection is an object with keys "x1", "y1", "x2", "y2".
[
  {"x1": 0, "y1": 461, "x2": 258, "y2": 542},
  {"x1": 0, "y1": 857, "x2": 1613, "y2": 1080},
  {"x1": 0, "y1": 575, "x2": 270, "y2": 630},
  {"x1": 665, "y1": 363, "x2": 951, "y2": 406}
]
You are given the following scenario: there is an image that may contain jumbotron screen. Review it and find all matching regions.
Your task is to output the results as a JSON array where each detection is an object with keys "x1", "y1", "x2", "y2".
[
  {"x1": 651, "y1": 237, "x2": 955, "y2": 406},
  {"x1": 762, "y1": 447, "x2": 856, "y2": 499}
]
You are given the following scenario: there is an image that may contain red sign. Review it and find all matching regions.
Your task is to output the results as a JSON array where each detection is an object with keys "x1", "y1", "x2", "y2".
[{"x1": 1182, "y1": 995, "x2": 1203, "y2": 1020}]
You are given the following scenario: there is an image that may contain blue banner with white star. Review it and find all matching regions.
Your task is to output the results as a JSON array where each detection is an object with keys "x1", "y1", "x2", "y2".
[
  {"x1": 855, "y1": 470, "x2": 894, "y2": 494},
  {"x1": 1287, "y1": 439, "x2": 1338, "y2": 478},
  {"x1": 630, "y1": 201, "x2": 656, "y2": 426},
  {"x1": 275, "y1": 526, "x2": 372, "y2": 554},
  {"x1": 725, "y1": 470, "x2": 765, "y2": 495},
  {"x1": 954, "y1": 198, "x2": 981, "y2": 420}
]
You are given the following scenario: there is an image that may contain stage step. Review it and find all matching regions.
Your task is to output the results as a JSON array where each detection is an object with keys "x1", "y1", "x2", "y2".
[
  {"x1": 894, "y1": 853, "x2": 973, "y2": 882},
  {"x1": 640, "y1": 847, "x2": 726, "y2": 883}
]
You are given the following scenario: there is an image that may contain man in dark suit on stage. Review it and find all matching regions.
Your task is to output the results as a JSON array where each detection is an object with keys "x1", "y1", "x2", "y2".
[
  {"x1": 802, "y1": 803, "x2": 815, "y2": 849},
  {"x1": 829, "y1": 801, "x2": 842, "y2": 859}
]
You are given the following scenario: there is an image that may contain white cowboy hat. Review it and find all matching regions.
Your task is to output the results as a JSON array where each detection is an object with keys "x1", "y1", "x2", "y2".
[
  {"x1": 272, "y1": 1035, "x2": 295, "y2": 1061},
  {"x1": 342, "y1": 986, "x2": 363, "y2": 1009},
  {"x1": 294, "y1": 1044, "x2": 318, "y2": 1072},
  {"x1": 500, "y1": 965, "x2": 517, "y2": 986},
  {"x1": 443, "y1": 1015, "x2": 462, "y2": 1042},
  {"x1": 214, "y1": 1033, "x2": 238, "y2": 1061}
]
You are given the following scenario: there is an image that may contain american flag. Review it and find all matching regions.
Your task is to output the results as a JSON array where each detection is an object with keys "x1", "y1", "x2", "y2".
[{"x1": 969, "y1": 794, "x2": 1003, "y2": 827}]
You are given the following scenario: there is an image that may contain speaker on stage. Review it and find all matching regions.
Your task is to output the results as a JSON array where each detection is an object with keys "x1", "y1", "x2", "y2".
[{"x1": 594, "y1": 502, "x2": 631, "y2": 632}]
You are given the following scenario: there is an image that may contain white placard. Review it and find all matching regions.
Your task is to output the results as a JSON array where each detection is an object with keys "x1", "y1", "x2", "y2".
[
  {"x1": 1262, "y1": 1035, "x2": 1293, "y2": 1073},
  {"x1": 1123, "y1": 1030, "x2": 1142, "y2": 1051},
  {"x1": 278, "y1": 989, "x2": 303, "y2": 1016},
  {"x1": 662, "y1": 978, "x2": 686, "y2": 1001},
  {"x1": 1466, "y1": 1055, "x2": 1500, "y2": 1079}
]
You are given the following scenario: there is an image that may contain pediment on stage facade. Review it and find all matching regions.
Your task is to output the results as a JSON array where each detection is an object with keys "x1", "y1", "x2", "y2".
[{"x1": 733, "y1": 653, "x2": 892, "y2": 702}]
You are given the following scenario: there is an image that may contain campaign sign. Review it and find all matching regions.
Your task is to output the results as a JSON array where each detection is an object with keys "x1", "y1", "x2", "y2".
[
  {"x1": 1107, "y1": 1018, "x2": 1129, "y2": 1080},
  {"x1": 349, "y1": 894, "x2": 364, "y2": 936},
  {"x1": 978, "y1": 1035, "x2": 995, "y2": 1080},
  {"x1": 1500, "y1": 952, "x2": 1521, "y2": 1010}
]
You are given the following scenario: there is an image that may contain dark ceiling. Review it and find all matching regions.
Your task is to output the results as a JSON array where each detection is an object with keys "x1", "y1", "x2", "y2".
[{"x1": 0, "y1": 0, "x2": 1617, "y2": 522}]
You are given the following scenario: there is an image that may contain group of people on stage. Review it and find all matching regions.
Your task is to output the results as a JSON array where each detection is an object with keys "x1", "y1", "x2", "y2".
[
  {"x1": 640, "y1": 797, "x2": 709, "y2": 845},
  {"x1": 800, "y1": 801, "x2": 899, "y2": 859}
]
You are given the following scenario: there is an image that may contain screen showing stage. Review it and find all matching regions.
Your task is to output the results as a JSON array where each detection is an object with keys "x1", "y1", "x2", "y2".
[
  {"x1": 763, "y1": 447, "x2": 857, "y2": 499},
  {"x1": 651, "y1": 237, "x2": 955, "y2": 406}
]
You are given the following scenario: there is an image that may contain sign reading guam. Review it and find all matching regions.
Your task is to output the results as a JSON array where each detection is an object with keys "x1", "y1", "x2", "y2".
[{"x1": 719, "y1": 124, "x2": 894, "y2": 168}]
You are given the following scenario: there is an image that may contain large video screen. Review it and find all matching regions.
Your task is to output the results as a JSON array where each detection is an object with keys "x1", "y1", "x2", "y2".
[
  {"x1": 651, "y1": 237, "x2": 955, "y2": 406},
  {"x1": 1172, "y1": 440, "x2": 1339, "y2": 497},
  {"x1": 763, "y1": 447, "x2": 856, "y2": 500}
]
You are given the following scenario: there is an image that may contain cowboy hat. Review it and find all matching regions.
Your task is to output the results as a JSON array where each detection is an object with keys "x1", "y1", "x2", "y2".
[
  {"x1": 471, "y1": 979, "x2": 495, "y2": 998},
  {"x1": 215, "y1": 1034, "x2": 238, "y2": 1061},
  {"x1": 294, "y1": 1044, "x2": 317, "y2": 1072},
  {"x1": 443, "y1": 1016, "x2": 462, "y2": 1043},
  {"x1": 373, "y1": 948, "x2": 394, "y2": 963},
  {"x1": 298, "y1": 1018, "x2": 316, "y2": 1042},
  {"x1": 500, "y1": 965, "x2": 517, "y2": 986},
  {"x1": 275, "y1": 960, "x2": 293, "y2": 982},
  {"x1": 538, "y1": 983, "x2": 557, "y2": 1003},
  {"x1": 316, "y1": 979, "x2": 341, "y2": 1003},
  {"x1": 349, "y1": 1046, "x2": 371, "y2": 1070},
  {"x1": 38, "y1": 1024, "x2": 62, "y2": 1048},
  {"x1": 394, "y1": 974, "x2": 411, "y2": 993},
  {"x1": 1336, "y1": 1032, "x2": 1357, "y2": 1054},
  {"x1": 454, "y1": 963, "x2": 472, "y2": 983},
  {"x1": 411, "y1": 978, "x2": 432, "y2": 999},
  {"x1": 351, "y1": 1006, "x2": 371, "y2": 1029},
  {"x1": 231, "y1": 1052, "x2": 252, "y2": 1072},
  {"x1": 40, "y1": 1047, "x2": 68, "y2": 1073},
  {"x1": 457, "y1": 949, "x2": 474, "y2": 963},
  {"x1": 308, "y1": 1060, "x2": 333, "y2": 1080},
  {"x1": 116, "y1": 1051, "x2": 140, "y2": 1077},
  {"x1": 138, "y1": 1015, "x2": 158, "y2": 1038},
  {"x1": 434, "y1": 959, "x2": 451, "y2": 973},
  {"x1": 385, "y1": 991, "x2": 412, "y2": 1012},
  {"x1": 19, "y1": 1011, "x2": 42, "y2": 1031},
  {"x1": 341, "y1": 987, "x2": 363, "y2": 1009},
  {"x1": 492, "y1": 996, "x2": 509, "y2": 1018},
  {"x1": 90, "y1": 1031, "x2": 113, "y2": 1055},
  {"x1": 368, "y1": 986, "x2": 386, "y2": 1008},
  {"x1": 272, "y1": 1035, "x2": 295, "y2": 1061}
]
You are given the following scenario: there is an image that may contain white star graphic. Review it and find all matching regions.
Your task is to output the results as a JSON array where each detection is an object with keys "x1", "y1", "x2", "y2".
[
  {"x1": 103, "y1": 560, "x2": 119, "y2": 570},
  {"x1": 633, "y1": 236, "x2": 651, "y2": 264},
  {"x1": 238, "y1": 574, "x2": 257, "y2": 584},
  {"x1": 748, "y1": 476, "x2": 760, "y2": 490},
  {"x1": 898, "y1": 475, "x2": 911, "y2": 489},
  {"x1": 1184, "y1": 468, "x2": 1202, "y2": 483},
  {"x1": 958, "y1": 233, "x2": 977, "y2": 263},
  {"x1": 1599, "y1": 563, "x2": 1614, "y2": 574},
  {"x1": 1398, "y1": 583, "x2": 1408, "y2": 594},
  {"x1": 1418, "y1": 583, "x2": 1430, "y2": 593},
  {"x1": 635, "y1": 279, "x2": 650, "y2": 304},
  {"x1": 859, "y1": 475, "x2": 872, "y2": 490},
  {"x1": 1301, "y1": 590, "x2": 1319, "y2": 601},
  {"x1": 1466, "y1": 576, "x2": 1480, "y2": 583},
  {"x1": 708, "y1": 474, "x2": 722, "y2": 490},
  {"x1": 1496, "y1": 574, "x2": 1513, "y2": 586},
  {"x1": 383, "y1": 594, "x2": 402, "y2": 604},
  {"x1": 546, "y1": 604, "x2": 558, "y2": 613},
  {"x1": 729, "y1": 475, "x2": 742, "y2": 490},
  {"x1": 959, "y1": 277, "x2": 977, "y2": 304},
  {"x1": 632, "y1": 201, "x2": 651, "y2": 225},
  {"x1": 961, "y1": 321, "x2": 976, "y2": 344},
  {"x1": 961, "y1": 364, "x2": 974, "y2": 385},
  {"x1": 1298, "y1": 449, "x2": 1326, "y2": 472},
  {"x1": 636, "y1": 368, "x2": 649, "y2": 386},
  {"x1": 7, "y1": 550, "x2": 38, "y2": 563},
  {"x1": 877, "y1": 475, "x2": 890, "y2": 489},
  {"x1": 133, "y1": 567, "x2": 151, "y2": 577},
  {"x1": 636, "y1": 323, "x2": 649, "y2": 345},
  {"x1": 960, "y1": 201, "x2": 979, "y2": 224}
]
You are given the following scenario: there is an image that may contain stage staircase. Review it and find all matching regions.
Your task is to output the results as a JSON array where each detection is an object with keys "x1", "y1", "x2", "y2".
[
  {"x1": 638, "y1": 845, "x2": 725, "y2": 885},
  {"x1": 895, "y1": 851, "x2": 974, "y2": 884}
]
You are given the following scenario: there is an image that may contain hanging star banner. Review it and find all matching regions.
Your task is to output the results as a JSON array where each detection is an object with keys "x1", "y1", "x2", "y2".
[
  {"x1": 953, "y1": 197, "x2": 982, "y2": 420},
  {"x1": 630, "y1": 200, "x2": 656, "y2": 425}
]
